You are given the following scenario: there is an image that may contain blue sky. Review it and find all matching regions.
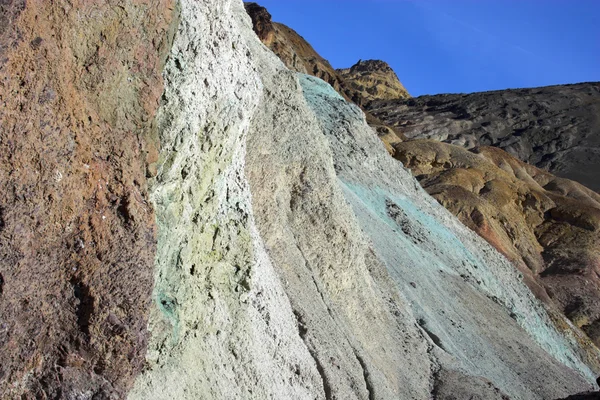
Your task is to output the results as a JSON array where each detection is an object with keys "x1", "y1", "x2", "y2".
[{"x1": 255, "y1": 0, "x2": 600, "y2": 96}]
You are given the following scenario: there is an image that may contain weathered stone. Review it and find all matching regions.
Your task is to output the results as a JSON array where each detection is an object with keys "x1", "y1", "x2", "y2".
[
  {"x1": 393, "y1": 140, "x2": 600, "y2": 352},
  {"x1": 0, "y1": 1, "x2": 176, "y2": 397},
  {"x1": 337, "y1": 59, "x2": 410, "y2": 106},
  {"x1": 129, "y1": 2, "x2": 599, "y2": 399}
]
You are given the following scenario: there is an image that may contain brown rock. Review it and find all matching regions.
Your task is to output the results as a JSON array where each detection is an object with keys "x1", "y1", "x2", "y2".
[{"x1": 0, "y1": 1, "x2": 176, "y2": 398}]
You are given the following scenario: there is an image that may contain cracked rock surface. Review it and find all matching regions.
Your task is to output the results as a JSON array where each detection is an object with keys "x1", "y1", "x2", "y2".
[{"x1": 0, "y1": 0, "x2": 176, "y2": 397}]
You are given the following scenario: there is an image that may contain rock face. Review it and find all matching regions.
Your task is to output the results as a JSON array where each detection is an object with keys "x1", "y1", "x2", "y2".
[
  {"x1": 337, "y1": 59, "x2": 410, "y2": 106},
  {"x1": 131, "y1": 1, "x2": 598, "y2": 399},
  {"x1": 394, "y1": 141, "x2": 600, "y2": 347},
  {"x1": 0, "y1": 0, "x2": 176, "y2": 398},
  {"x1": 244, "y1": 2, "x2": 346, "y2": 95},
  {"x1": 3, "y1": 0, "x2": 600, "y2": 399},
  {"x1": 367, "y1": 83, "x2": 600, "y2": 191}
]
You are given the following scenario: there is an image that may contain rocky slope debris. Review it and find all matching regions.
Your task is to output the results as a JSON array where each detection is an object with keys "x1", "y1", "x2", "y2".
[
  {"x1": 0, "y1": 0, "x2": 177, "y2": 398},
  {"x1": 368, "y1": 83, "x2": 600, "y2": 191}
]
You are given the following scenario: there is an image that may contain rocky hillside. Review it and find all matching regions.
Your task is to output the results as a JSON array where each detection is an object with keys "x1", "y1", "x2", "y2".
[
  {"x1": 244, "y1": 1, "x2": 600, "y2": 364},
  {"x1": 1, "y1": 0, "x2": 600, "y2": 399},
  {"x1": 394, "y1": 141, "x2": 600, "y2": 346},
  {"x1": 368, "y1": 83, "x2": 600, "y2": 191},
  {"x1": 243, "y1": 2, "x2": 408, "y2": 154}
]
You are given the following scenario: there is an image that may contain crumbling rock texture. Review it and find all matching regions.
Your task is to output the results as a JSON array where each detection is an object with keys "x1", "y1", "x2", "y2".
[
  {"x1": 393, "y1": 141, "x2": 600, "y2": 350},
  {"x1": 0, "y1": 0, "x2": 176, "y2": 398},
  {"x1": 367, "y1": 83, "x2": 600, "y2": 191},
  {"x1": 130, "y1": 1, "x2": 599, "y2": 399},
  {"x1": 337, "y1": 59, "x2": 411, "y2": 106}
]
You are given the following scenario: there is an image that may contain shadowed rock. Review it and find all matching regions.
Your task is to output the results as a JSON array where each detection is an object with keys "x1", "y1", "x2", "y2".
[{"x1": 368, "y1": 83, "x2": 600, "y2": 191}]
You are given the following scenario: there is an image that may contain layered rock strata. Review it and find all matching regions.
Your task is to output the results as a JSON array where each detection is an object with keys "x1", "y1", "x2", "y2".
[{"x1": 0, "y1": 0, "x2": 176, "y2": 398}]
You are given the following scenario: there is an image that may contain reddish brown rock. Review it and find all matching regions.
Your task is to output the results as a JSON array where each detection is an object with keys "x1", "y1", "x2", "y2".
[{"x1": 0, "y1": 1, "x2": 176, "y2": 398}]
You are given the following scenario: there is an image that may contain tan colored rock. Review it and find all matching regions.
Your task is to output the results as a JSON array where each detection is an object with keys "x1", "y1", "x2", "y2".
[{"x1": 337, "y1": 59, "x2": 410, "y2": 106}]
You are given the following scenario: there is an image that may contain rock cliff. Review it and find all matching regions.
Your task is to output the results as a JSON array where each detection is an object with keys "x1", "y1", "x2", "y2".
[
  {"x1": 1, "y1": 0, "x2": 600, "y2": 399},
  {"x1": 244, "y1": 1, "x2": 600, "y2": 370},
  {"x1": 130, "y1": 1, "x2": 598, "y2": 399},
  {"x1": 367, "y1": 83, "x2": 600, "y2": 191}
]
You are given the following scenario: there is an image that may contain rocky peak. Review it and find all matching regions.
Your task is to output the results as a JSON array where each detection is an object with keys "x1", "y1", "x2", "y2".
[
  {"x1": 342, "y1": 59, "x2": 396, "y2": 74},
  {"x1": 244, "y1": 2, "x2": 275, "y2": 45},
  {"x1": 337, "y1": 59, "x2": 410, "y2": 105}
]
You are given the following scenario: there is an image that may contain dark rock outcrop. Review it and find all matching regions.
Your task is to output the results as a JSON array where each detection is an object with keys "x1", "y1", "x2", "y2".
[
  {"x1": 368, "y1": 83, "x2": 600, "y2": 191},
  {"x1": 0, "y1": 1, "x2": 176, "y2": 397}
]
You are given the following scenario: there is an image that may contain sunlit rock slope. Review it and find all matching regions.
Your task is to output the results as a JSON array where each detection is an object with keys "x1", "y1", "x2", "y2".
[
  {"x1": 2, "y1": 0, "x2": 600, "y2": 398},
  {"x1": 394, "y1": 141, "x2": 600, "y2": 348},
  {"x1": 130, "y1": 1, "x2": 598, "y2": 399}
]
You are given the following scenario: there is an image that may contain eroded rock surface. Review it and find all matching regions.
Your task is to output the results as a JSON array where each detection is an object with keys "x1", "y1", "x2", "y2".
[
  {"x1": 394, "y1": 140, "x2": 600, "y2": 349},
  {"x1": 0, "y1": 1, "x2": 176, "y2": 398},
  {"x1": 130, "y1": 1, "x2": 599, "y2": 399},
  {"x1": 3, "y1": 0, "x2": 600, "y2": 399},
  {"x1": 368, "y1": 83, "x2": 600, "y2": 190}
]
